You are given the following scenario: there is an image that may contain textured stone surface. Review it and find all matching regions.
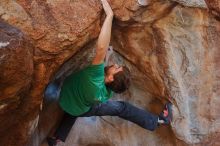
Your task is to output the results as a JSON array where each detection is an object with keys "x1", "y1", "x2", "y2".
[
  {"x1": 153, "y1": 5, "x2": 220, "y2": 144},
  {"x1": 0, "y1": 0, "x2": 101, "y2": 145},
  {"x1": 0, "y1": 20, "x2": 34, "y2": 146},
  {"x1": 0, "y1": 20, "x2": 33, "y2": 106},
  {"x1": 172, "y1": 0, "x2": 207, "y2": 8},
  {"x1": 0, "y1": 0, "x2": 220, "y2": 146},
  {"x1": 205, "y1": 0, "x2": 220, "y2": 19}
]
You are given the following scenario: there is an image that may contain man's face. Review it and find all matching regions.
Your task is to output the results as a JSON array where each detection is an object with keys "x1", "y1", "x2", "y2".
[
  {"x1": 105, "y1": 64, "x2": 123, "y2": 83},
  {"x1": 106, "y1": 64, "x2": 123, "y2": 76}
]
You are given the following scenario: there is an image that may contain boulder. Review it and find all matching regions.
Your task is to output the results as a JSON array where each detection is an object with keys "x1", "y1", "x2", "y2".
[
  {"x1": 0, "y1": 0, "x2": 220, "y2": 146},
  {"x1": 0, "y1": 20, "x2": 33, "y2": 145}
]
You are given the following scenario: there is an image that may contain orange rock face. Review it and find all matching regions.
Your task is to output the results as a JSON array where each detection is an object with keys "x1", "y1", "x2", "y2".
[
  {"x1": 0, "y1": 0, "x2": 101, "y2": 145},
  {"x1": 0, "y1": 20, "x2": 34, "y2": 146},
  {"x1": 0, "y1": 21, "x2": 33, "y2": 103},
  {"x1": 0, "y1": 0, "x2": 220, "y2": 146},
  {"x1": 205, "y1": 0, "x2": 220, "y2": 19}
]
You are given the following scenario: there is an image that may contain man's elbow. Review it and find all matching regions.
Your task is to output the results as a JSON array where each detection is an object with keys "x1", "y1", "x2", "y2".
[{"x1": 96, "y1": 46, "x2": 107, "y2": 53}]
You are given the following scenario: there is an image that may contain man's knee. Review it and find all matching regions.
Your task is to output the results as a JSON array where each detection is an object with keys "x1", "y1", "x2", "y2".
[
  {"x1": 101, "y1": 101, "x2": 126, "y2": 115},
  {"x1": 111, "y1": 101, "x2": 129, "y2": 115}
]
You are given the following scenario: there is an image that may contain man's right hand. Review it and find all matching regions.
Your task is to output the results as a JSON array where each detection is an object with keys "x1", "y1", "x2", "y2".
[{"x1": 101, "y1": 0, "x2": 114, "y2": 17}]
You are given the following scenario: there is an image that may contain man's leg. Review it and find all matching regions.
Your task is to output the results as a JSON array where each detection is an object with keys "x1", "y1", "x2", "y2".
[
  {"x1": 81, "y1": 101, "x2": 159, "y2": 131},
  {"x1": 47, "y1": 112, "x2": 77, "y2": 146},
  {"x1": 54, "y1": 112, "x2": 77, "y2": 142}
]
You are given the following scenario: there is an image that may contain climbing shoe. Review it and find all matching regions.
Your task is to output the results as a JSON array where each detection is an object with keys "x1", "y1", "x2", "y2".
[
  {"x1": 47, "y1": 137, "x2": 65, "y2": 146},
  {"x1": 47, "y1": 137, "x2": 57, "y2": 146},
  {"x1": 159, "y1": 102, "x2": 173, "y2": 124}
]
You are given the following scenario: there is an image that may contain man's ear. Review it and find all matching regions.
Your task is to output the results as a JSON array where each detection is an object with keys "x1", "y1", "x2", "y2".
[
  {"x1": 106, "y1": 75, "x2": 114, "y2": 83},
  {"x1": 109, "y1": 75, "x2": 114, "y2": 82},
  {"x1": 105, "y1": 74, "x2": 114, "y2": 83}
]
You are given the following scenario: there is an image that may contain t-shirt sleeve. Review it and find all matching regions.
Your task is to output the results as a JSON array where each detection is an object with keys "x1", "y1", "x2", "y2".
[{"x1": 83, "y1": 63, "x2": 105, "y2": 83}]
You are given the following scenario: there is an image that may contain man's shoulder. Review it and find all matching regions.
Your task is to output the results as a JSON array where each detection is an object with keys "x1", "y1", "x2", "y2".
[
  {"x1": 84, "y1": 63, "x2": 104, "y2": 71},
  {"x1": 81, "y1": 63, "x2": 105, "y2": 79}
]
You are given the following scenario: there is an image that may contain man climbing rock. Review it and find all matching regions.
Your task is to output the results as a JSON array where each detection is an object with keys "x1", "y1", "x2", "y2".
[{"x1": 46, "y1": 0, "x2": 172, "y2": 145}]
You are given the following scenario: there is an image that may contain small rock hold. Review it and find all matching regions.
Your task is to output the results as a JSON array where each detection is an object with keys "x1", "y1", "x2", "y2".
[
  {"x1": 0, "y1": 42, "x2": 10, "y2": 48},
  {"x1": 138, "y1": 0, "x2": 150, "y2": 6}
]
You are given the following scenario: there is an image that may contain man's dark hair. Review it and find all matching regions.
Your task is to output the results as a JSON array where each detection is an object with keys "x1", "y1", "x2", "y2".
[{"x1": 105, "y1": 66, "x2": 131, "y2": 93}]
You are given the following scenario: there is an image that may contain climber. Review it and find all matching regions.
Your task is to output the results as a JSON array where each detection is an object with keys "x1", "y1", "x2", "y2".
[{"x1": 45, "y1": 0, "x2": 172, "y2": 145}]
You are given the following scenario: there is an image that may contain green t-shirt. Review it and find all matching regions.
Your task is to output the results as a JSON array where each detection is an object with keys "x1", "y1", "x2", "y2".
[{"x1": 59, "y1": 63, "x2": 113, "y2": 116}]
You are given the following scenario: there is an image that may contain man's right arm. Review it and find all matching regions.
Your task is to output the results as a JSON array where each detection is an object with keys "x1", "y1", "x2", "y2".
[{"x1": 92, "y1": 0, "x2": 114, "y2": 65}]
